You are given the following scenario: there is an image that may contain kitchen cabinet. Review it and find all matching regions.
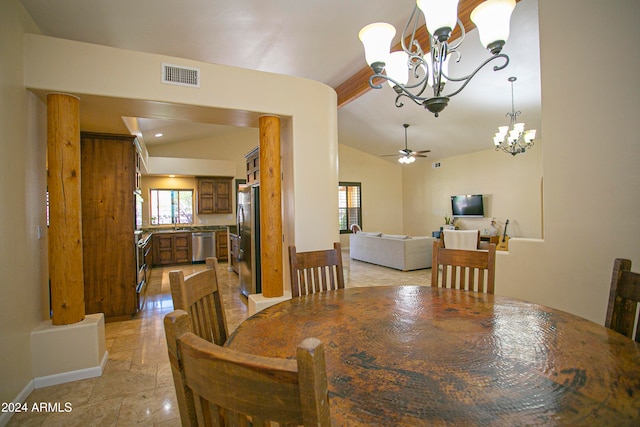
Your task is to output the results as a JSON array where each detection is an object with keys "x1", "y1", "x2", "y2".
[
  {"x1": 216, "y1": 229, "x2": 228, "y2": 262},
  {"x1": 153, "y1": 232, "x2": 192, "y2": 266},
  {"x1": 197, "y1": 177, "x2": 233, "y2": 214},
  {"x1": 81, "y1": 132, "x2": 137, "y2": 319},
  {"x1": 246, "y1": 147, "x2": 259, "y2": 184},
  {"x1": 229, "y1": 233, "x2": 240, "y2": 274}
]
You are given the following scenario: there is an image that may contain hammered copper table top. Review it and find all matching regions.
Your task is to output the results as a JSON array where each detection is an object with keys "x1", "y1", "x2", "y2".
[{"x1": 225, "y1": 286, "x2": 640, "y2": 426}]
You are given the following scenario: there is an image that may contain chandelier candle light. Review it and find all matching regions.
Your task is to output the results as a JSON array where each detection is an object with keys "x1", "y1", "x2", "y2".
[
  {"x1": 494, "y1": 76, "x2": 536, "y2": 156},
  {"x1": 359, "y1": 0, "x2": 516, "y2": 117}
]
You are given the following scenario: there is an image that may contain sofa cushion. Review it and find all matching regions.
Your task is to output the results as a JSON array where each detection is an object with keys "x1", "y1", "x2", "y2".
[
  {"x1": 359, "y1": 231, "x2": 382, "y2": 237},
  {"x1": 381, "y1": 234, "x2": 410, "y2": 239}
]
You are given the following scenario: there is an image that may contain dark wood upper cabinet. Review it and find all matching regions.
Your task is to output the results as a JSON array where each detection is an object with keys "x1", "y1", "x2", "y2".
[
  {"x1": 197, "y1": 177, "x2": 233, "y2": 214},
  {"x1": 246, "y1": 147, "x2": 259, "y2": 184}
]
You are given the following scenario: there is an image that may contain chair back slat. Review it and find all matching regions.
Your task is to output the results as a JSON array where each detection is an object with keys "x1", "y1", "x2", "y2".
[
  {"x1": 289, "y1": 242, "x2": 345, "y2": 297},
  {"x1": 431, "y1": 240, "x2": 496, "y2": 294},
  {"x1": 606, "y1": 258, "x2": 640, "y2": 342},
  {"x1": 164, "y1": 310, "x2": 331, "y2": 427},
  {"x1": 169, "y1": 257, "x2": 228, "y2": 345}
]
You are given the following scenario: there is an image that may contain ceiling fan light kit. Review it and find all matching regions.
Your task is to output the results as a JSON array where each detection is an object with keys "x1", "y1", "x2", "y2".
[
  {"x1": 399, "y1": 155, "x2": 416, "y2": 164},
  {"x1": 493, "y1": 76, "x2": 536, "y2": 156},
  {"x1": 359, "y1": 0, "x2": 516, "y2": 117}
]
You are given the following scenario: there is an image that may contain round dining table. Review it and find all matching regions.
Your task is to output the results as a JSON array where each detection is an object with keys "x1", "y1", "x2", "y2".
[{"x1": 225, "y1": 286, "x2": 640, "y2": 426}]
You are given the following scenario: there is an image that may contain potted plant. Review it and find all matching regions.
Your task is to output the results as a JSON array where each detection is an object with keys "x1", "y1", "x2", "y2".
[{"x1": 442, "y1": 216, "x2": 455, "y2": 230}]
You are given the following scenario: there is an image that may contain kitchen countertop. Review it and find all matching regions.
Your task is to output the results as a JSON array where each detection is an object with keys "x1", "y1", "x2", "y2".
[
  {"x1": 143, "y1": 225, "x2": 232, "y2": 233},
  {"x1": 138, "y1": 225, "x2": 234, "y2": 246}
]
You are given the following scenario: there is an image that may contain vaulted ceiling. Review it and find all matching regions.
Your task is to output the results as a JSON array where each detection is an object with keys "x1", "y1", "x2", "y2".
[{"x1": 19, "y1": 0, "x2": 541, "y2": 162}]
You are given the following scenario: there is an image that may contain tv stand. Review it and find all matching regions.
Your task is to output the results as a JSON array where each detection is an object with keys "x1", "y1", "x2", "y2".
[{"x1": 480, "y1": 235, "x2": 500, "y2": 245}]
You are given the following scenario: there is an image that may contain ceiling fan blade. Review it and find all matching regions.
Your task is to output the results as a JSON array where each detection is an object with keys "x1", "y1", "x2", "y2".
[
  {"x1": 380, "y1": 154, "x2": 400, "y2": 157},
  {"x1": 414, "y1": 154, "x2": 429, "y2": 158},
  {"x1": 414, "y1": 150, "x2": 431, "y2": 154}
]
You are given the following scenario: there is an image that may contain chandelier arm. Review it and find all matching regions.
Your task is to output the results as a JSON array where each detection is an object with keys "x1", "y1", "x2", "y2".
[
  {"x1": 445, "y1": 49, "x2": 462, "y2": 66},
  {"x1": 432, "y1": 41, "x2": 450, "y2": 97},
  {"x1": 444, "y1": 53, "x2": 509, "y2": 83},
  {"x1": 401, "y1": 5, "x2": 422, "y2": 55},
  {"x1": 395, "y1": 92, "x2": 424, "y2": 108},
  {"x1": 447, "y1": 18, "x2": 466, "y2": 52},
  {"x1": 394, "y1": 75, "x2": 431, "y2": 100},
  {"x1": 414, "y1": 75, "x2": 431, "y2": 98},
  {"x1": 367, "y1": 74, "x2": 384, "y2": 90},
  {"x1": 368, "y1": 68, "x2": 431, "y2": 95},
  {"x1": 506, "y1": 110, "x2": 521, "y2": 121},
  {"x1": 442, "y1": 54, "x2": 510, "y2": 98},
  {"x1": 399, "y1": 78, "x2": 430, "y2": 91},
  {"x1": 407, "y1": 54, "x2": 429, "y2": 88}
]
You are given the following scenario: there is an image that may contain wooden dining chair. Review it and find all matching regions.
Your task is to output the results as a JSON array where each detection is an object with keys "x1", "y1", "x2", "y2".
[
  {"x1": 289, "y1": 242, "x2": 345, "y2": 297},
  {"x1": 431, "y1": 240, "x2": 496, "y2": 294},
  {"x1": 605, "y1": 258, "x2": 640, "y2": 342},
  {"x1": 164, "y1": 310, "x2": 332, "y2": 427},
  {"x1": 169, "y1": 257, "x2": 228, "y2": 346}
]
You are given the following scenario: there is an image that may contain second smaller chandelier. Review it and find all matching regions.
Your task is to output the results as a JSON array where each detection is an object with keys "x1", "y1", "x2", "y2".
[
  {"x1": 359, "y1": 0, "x2": 516, "y2": 117},
  {"x1": 493, "y1": 76, "x2": 536, "y2": 156}
]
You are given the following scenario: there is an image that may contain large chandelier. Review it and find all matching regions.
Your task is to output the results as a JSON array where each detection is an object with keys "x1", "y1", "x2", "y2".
[
  {"x1": 493, "y1": 76, "x2": 536, "y2": 156},
  {"x1": 359, "y1": 0, "x2": 516, "y2": 117}
]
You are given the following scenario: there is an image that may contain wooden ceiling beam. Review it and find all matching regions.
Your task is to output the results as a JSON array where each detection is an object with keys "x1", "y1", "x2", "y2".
[{"x1": 335, "y1": 0, "x2": 519, "y2": 108}]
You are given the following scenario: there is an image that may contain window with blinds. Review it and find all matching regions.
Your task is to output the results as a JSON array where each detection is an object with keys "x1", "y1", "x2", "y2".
[{"x1": 338, "y1": 182, "x2": 361, "y2": 233}]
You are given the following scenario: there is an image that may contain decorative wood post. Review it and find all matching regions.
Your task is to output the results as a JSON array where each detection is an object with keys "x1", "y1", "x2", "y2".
[
  {"x1": 47, "y1": 93, "x2": 85, "y2": 325},
  {"x1": 259, "y1": 115, "x2": 284, "y2": 297}
]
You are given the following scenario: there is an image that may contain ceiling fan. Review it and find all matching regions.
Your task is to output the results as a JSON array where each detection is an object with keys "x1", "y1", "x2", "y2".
[{"x1": 381, "y1": 124, "x2": 430, "y2": 163}]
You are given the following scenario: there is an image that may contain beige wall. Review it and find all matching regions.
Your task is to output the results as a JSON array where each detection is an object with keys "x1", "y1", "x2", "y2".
[
  {"x1": 0, "y1": 0, "x2": 46, "y2": 407},
  {"x1": 402, "y1": 144, "x2": 544, "y2": 239},
  {"x1": 492, "y1": 0, "x2": 640, "y2": 324},
  {"x1": 338, "y1": 144, "x2": 404, "y2": 247}
]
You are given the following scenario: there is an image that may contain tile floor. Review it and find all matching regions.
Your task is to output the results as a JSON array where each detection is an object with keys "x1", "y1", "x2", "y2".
[{"x1": 8, "y1": 252, "x2": 432, "y2": 426}]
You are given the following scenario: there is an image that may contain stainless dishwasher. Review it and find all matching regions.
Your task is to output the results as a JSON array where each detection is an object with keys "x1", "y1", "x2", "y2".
[{"x1": 192, "y1": 232, "x2": 216, "y2": 263}]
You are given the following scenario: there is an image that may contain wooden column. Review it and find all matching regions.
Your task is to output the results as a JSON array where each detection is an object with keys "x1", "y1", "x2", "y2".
[
  {"x1": 47, "y1": 93, "x2": 85, "y2": 325},
  {"x1": 259, "y1": 115, "x2": 283, "y2": 298}
]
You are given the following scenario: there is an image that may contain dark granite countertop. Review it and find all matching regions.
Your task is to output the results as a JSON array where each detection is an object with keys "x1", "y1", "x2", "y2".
[{"x1": 138, "y1": 225, "x2": 235, "y2": 246}]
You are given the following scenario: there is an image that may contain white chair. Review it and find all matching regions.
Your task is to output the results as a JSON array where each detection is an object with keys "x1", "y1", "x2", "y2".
[{"x1": 442, "y1": 229, "x2": 480, "y2": 250}]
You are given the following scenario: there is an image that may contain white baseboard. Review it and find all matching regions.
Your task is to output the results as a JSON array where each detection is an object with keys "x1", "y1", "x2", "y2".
[
  {"x1": 34, "y1": 350, "x2": 108, "y2": 389},
  {"x1": 0, "y1": 379, "x2": 35, "y2": 427}
]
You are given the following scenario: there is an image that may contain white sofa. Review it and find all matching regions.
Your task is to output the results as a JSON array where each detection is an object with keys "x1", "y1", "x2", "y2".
[{"x1": 349, "y1": 232, "x2": 436, "y2": 271}]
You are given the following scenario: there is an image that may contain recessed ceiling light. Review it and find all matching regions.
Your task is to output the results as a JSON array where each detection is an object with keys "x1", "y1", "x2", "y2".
[{"x1": 154, "y1": 133, "x2": 163, "y2": 138}]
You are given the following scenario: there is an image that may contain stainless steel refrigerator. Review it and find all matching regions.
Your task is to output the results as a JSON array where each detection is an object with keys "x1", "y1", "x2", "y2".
[{"x1": 237, "y1": 184, "x2": 261, "y2": 296}]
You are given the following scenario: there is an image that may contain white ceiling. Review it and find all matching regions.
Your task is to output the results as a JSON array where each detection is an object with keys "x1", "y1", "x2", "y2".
[{"x1": 19, "y1": 0, "x2": 541, "y2": 163}]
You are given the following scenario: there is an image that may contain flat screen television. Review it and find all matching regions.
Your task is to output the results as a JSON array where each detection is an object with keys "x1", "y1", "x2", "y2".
[{"x1": 451, "y1": 194, "x2": 484, "y2": 217}]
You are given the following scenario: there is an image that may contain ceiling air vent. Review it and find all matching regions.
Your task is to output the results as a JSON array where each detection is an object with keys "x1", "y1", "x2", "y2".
[{"x1": 161, "y1": 63, "x2": 200, "y2": 88}]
